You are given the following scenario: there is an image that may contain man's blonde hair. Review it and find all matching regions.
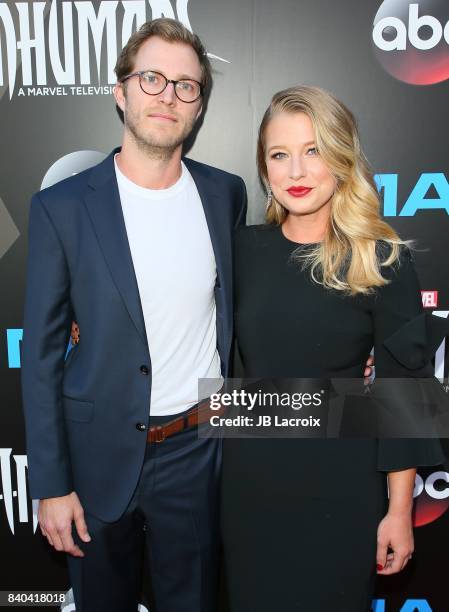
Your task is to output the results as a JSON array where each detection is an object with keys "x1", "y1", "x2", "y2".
[{"x1": 115, "y1": 18, "x2": 212, "y2": 94}]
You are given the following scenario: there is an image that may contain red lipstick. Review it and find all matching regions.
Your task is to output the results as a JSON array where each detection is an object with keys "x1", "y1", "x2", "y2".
[{"x1": 287, "y1": 186, "x2": 313, "y2": 197}]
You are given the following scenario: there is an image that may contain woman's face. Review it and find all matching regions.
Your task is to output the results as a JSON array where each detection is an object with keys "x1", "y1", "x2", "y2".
[{"x1": 265, "y1": 111, "x2": 336, "y2": 218}]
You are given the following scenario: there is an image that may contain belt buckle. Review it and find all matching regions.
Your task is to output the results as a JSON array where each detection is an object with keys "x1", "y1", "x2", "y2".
[{"x1": 155, "y1": 426, "x2": 166, "y2": 443}]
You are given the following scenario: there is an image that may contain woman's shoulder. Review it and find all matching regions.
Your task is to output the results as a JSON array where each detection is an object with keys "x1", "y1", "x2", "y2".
[
  {"x1": 376, "y1": 240, "x2": 414, "y2": 277},
  {"x1": 376, "y1": 239, "x2": 413, "y2": 261},
  {"x1": 235, "y1": 223, "x2": 279, "y2": 246},
  {"x1": 374, "y1": 240, "x2": 417, "y2": 293}
]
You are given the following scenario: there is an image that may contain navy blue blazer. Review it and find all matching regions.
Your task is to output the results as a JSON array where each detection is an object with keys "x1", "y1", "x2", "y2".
[{"x1": 21, "y1": 149, "x2": 247, "y2": 521}]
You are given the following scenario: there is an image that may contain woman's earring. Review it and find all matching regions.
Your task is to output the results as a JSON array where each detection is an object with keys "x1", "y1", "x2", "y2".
[{"x1": 266, "y1": 185, "x2": 272, "y2": 210}]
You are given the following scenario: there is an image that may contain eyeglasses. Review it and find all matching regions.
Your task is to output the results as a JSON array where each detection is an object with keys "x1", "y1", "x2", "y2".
[{"x1": 120, "y1": 70, "x2": 203, "y2": 103}]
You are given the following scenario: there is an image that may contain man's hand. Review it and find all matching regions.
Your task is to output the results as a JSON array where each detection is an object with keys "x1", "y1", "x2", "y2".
[{"x1": 38, "y1": 491, "x2": 91, "y2": 557}]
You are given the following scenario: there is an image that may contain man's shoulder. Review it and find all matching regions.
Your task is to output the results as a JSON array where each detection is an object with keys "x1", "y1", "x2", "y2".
[
  {"x1": 34, "y1": 152, "x2": 112, "y2": 207},
  {"x1": 36, "y1": 167, "x2": 90, "y2": 202},
  {"x1": 183, "y1": 157, "x2": 244, "y2": 186}
]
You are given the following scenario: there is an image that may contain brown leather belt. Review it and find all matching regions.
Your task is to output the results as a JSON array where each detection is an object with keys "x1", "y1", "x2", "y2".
[{"x1": 147, "y1": 399, "x2": 226, "y2": 444}]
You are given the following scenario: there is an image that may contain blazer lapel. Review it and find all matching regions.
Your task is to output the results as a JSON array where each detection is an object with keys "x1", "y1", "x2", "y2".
[
  {"x1": 83, "y1": 150, "x2": 148, "y2": 348},
  {"x1": 82, "y1": 152, "x2": 233, "y2": 358},
  {"x1": 184, "y1": 158, "x2": 233, "y2": 373},
  {"x1": 183, "y1": 158, "x2": 231, "y2": 296}
]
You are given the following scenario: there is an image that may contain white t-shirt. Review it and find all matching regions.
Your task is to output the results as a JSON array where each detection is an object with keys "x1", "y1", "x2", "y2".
[{"x1": 115, "y1": 156, "x2": 221, "y2": 415}]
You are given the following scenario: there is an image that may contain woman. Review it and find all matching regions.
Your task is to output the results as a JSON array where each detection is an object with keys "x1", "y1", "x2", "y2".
[{"x1": 220, "y1": 86, "x2": 446, "y2": 611}]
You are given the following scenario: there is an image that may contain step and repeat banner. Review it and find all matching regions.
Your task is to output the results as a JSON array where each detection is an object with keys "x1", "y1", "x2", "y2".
[{"x1": 1, "y1": 1, "x2": 449, "y2": 610}]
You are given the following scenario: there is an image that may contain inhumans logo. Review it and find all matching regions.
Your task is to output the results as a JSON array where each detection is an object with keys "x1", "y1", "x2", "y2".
[
  {"x1": 373, "y1": 1, "x2": 449, "y2": 85},
  {"x1": 0, "y1": 1, "x2": 231, "y2": 99},
  {"x1": 0, "y1": 448, "x2": 38, "y2": 534}
]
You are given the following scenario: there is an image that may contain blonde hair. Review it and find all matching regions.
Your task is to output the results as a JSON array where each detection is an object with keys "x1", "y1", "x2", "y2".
[{"x1": 257, "y1": 86, "x2": 408, "y2": 295}]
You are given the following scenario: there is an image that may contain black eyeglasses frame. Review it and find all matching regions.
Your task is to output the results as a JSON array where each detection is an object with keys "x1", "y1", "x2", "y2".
[{"x1": 120, "y1": 70, "x2": 203, "y2": 103}]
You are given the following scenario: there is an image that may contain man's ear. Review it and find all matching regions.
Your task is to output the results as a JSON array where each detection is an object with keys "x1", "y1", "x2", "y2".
[
  {"x1": 195, "y1": 103, "x2": 203, "y2": 121},
  {"x1": 113, "y1": 82, "x2": 126, "y2": 113}
]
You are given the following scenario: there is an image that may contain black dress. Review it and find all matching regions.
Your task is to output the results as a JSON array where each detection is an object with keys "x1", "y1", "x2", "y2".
[{"x1": 221, "y1": 224, "x2": 445, "y2": 612}]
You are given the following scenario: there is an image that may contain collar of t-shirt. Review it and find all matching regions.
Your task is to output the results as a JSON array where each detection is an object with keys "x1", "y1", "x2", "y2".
[{"x1": 114, "y1": 154, "x2": 189, "y2": 199}]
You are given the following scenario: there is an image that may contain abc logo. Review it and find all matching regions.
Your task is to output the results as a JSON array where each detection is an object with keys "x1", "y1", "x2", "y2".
[
  {"x1": 372, "y1": 1, "x2": 449, "y2": 85},
  {"x1": 413, "y1": 470, "x2": 449, "y2": 527},
  {"x1": 41, "y1": 151, "x2": 106, "y2": 190}
]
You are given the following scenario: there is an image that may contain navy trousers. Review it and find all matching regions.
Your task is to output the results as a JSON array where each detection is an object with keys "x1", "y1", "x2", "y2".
[{"x1": 67, "y1": 411, "x2": 222, "y2": 612}]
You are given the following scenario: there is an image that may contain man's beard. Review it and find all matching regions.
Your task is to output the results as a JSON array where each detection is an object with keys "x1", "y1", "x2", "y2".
[{"x1": 124, "y1": 105, "x2": 196, "y2": 161}]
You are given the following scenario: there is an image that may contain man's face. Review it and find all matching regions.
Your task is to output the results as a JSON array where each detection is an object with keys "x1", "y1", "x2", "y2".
[{"x1": 114, "y1": 36, "x2": 203, "y2": 155}]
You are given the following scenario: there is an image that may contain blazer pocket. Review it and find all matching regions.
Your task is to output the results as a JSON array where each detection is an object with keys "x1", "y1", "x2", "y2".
[{"x1": 63, "y1": 396, "x2": 94, "y2": 423}]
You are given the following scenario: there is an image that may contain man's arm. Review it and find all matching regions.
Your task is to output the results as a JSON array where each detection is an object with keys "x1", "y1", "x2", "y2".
[
  {"x1": 21, "y1": 192, "x2": 74, "y2": 499},
  {"x1": 22, "y1": 193, "x2": 90, "y2": 557}
]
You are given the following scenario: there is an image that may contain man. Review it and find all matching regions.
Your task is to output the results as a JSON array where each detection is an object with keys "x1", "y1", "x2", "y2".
[{"x1": 21, "y1": 18, "x2": 246, "y2": 612}]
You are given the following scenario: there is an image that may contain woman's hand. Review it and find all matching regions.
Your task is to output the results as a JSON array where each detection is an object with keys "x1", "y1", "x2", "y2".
[
  {"x1": 71, "y1": 322, "x2": 80, "y2": 345},
  {"x1": 376, "y1": 510, "x2": 414, "y2": 575}
]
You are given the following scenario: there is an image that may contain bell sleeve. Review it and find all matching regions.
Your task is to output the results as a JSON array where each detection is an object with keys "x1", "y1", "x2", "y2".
[{"x1": 372, "y1": 246, "x2": 448, "y2": 472}]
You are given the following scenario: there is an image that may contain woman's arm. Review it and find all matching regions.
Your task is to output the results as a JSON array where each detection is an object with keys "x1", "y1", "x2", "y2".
[
  {"x1": 372, "y1": 245, "x2": 445, "y2": 574},
  {"x1": 374, "y1": 246, "x2": 445, "y2": 471},
  {"x1": 376, "y1": 468, "x2": 415, "y2": 574}
]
